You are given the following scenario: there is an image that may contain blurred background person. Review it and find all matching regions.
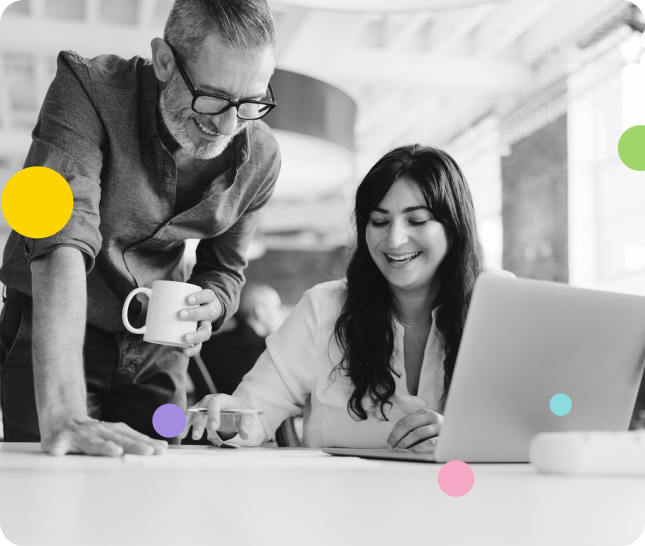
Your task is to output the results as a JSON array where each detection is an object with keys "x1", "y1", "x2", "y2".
[{"x1": 190, "y1": 283, "x2": 284, "y2": 401}]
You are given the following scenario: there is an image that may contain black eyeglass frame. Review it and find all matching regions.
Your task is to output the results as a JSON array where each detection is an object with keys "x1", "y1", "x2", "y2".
[{"x1": 167, "y1": 43, "x2": 277, "y2": 120}]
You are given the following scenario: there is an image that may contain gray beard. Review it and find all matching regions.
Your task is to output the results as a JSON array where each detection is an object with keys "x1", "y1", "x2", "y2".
[{"x1": 159, "y1": 72, "x2": 248, "y2": 160}]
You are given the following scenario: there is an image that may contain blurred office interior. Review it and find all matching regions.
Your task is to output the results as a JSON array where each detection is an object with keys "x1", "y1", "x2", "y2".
[{"x1": 0, "y1": 0, "x2": 644, "y2": 306}]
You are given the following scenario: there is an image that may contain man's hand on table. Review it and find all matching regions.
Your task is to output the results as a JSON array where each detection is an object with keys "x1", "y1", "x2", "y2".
[
  {"x1": 40, "y1": 416, "x2": 168, "y2": 457},
  {"x1": 177, "y1": 288, "x2": 222, "y2": 358}
]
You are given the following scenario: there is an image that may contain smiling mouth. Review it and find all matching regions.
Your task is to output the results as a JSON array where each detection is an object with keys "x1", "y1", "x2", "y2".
[
  {"x1": 385, "y1": 251, "x2": 421, "y2": 265},
  {"x1": 194, "y1": 118, "x2": 221, "y2": 137}
]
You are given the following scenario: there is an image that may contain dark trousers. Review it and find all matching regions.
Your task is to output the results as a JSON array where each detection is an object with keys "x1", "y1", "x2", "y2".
[{"x1": 0, "y1": 289, "x2": 188, "y2": 443}]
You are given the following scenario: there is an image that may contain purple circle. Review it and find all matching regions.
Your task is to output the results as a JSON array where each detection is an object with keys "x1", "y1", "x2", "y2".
[{"x1": 152, "y1": 404, "x2": 186, "y2": 438}]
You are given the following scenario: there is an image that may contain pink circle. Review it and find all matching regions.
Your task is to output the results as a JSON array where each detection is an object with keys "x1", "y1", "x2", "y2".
[{"x1": 438, "y1": 460, "x2": 474, "y2": 497}]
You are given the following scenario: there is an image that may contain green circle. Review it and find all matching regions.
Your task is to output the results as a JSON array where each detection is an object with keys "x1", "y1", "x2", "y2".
[{"x1": 618, "y1": 125, "x2": 645, "y2": 171}]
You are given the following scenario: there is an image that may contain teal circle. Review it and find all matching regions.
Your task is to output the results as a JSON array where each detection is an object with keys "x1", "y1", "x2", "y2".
[
  {"x1": 618, "y1": 125, "x2": 645, "y2": 171},
  {"x1": 550, "y1": 393, "x2": 572, "y2": 416}
]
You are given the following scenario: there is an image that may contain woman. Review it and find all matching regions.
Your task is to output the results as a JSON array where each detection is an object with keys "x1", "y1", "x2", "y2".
[{"x1": 180, "y1": 144, "x2": 485, "y2": 450}]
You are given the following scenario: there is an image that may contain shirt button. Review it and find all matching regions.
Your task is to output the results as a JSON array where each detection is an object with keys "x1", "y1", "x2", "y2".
[{"x1": 164, "y1": 172, "x2": 171, "y2": 180}]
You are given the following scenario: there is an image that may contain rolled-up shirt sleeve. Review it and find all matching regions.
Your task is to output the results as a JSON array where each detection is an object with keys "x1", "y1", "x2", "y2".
[
  {"x1": 188, "y1": 146, "x2": 280, "y2": 329},
  {"x1": 221, "y1": 288, "x2": 319, "y2": 446},
  {"x1": 24, "y1": 51, "x2": 104, "y2": 271},
  {"x1": 188, "y1": 207, "x2": 262, "y2": 330}
]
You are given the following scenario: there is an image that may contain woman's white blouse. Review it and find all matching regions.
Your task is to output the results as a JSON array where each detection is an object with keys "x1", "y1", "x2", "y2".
[{"x1": 229, "y1": 279, "x2": 445, "y2": 448}]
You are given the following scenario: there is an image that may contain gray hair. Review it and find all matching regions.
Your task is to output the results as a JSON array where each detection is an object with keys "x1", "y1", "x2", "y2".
[{"x1": 164, "y1": 0, "x2": 276, "y2": 62}]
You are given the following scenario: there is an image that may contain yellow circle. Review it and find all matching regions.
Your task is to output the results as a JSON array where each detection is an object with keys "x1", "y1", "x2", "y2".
[{"x1": 2, "y1": 167, "x2": 73, "y2": 239}]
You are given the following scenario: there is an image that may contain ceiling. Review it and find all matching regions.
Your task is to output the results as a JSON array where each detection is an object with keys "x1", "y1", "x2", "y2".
[
  {"x1": 271, "y1": 0, "x2": 506, "y2": 12},
  {"x1": 0, "y1": 0, "x2": 631, "y2": 248}
]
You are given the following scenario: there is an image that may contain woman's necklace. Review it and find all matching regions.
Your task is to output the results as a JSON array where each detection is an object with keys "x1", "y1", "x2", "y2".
[{"x1": 393, "y1": 316, "x2": 431, "y2": 330}]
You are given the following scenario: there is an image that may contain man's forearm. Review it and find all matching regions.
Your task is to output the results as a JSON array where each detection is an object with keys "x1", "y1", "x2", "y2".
[{"x1": 31, "y1": 246, "x2": 89, "y2": 431}]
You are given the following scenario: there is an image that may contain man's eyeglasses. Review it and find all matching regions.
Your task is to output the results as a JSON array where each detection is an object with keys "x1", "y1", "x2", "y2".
[{"x1": 167, "y1": 43, "x2": 277, "y2": 121}]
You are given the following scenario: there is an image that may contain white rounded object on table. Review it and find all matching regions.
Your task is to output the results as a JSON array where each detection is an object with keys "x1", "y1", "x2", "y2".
[{"x1": 529, "y1": 431, "x2": 645, "y2": 475}]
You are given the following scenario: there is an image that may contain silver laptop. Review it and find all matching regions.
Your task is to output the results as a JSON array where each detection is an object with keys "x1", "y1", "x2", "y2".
[{"x1": 325, "y1": 274, "x2": 645, "y2": 463}]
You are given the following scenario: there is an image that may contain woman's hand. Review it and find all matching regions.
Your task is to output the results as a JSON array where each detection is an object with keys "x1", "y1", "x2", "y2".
[
  {"x1": 179, "y1": 394, "x2": 255, "y2": 442},
  {"x1": 386, "y1": 408, "x2": 443, "y2": 451}
]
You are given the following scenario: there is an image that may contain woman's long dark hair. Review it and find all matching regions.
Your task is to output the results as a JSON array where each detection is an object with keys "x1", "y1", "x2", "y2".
[{"x1": 333, "y1": 144, "x2": 484, "y2": 420}]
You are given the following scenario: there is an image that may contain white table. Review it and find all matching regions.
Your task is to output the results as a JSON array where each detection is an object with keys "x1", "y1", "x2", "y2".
[{"x1": 0, "y1": 442, "x2": 644, "y2": 546}]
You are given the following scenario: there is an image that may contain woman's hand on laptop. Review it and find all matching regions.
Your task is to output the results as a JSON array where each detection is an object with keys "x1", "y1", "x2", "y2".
[
  {"x1": 386, "y1": 408, "x2": 443, "y2": 451},
  {"x1": 179, "y1": 394, "x2": 254, "y2": 441}
]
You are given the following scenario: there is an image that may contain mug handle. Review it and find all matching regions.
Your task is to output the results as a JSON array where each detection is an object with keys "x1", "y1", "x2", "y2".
[{"x1": 122, "y1": 287, "x2": 152, "y2": 334}]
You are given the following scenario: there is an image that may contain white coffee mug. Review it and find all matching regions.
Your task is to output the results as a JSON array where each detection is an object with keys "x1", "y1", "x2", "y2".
[{"x1": 122, "y1": 280, "x2": 201, "y2": 347}]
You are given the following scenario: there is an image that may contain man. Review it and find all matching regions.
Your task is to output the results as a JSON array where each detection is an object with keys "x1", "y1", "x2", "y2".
[
  {"x1": 193, "y1": 283, "x2": 283, "y2": 400},
  {"x1": 0, "y1": 0, "x2": 280, "y2": 457}
]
